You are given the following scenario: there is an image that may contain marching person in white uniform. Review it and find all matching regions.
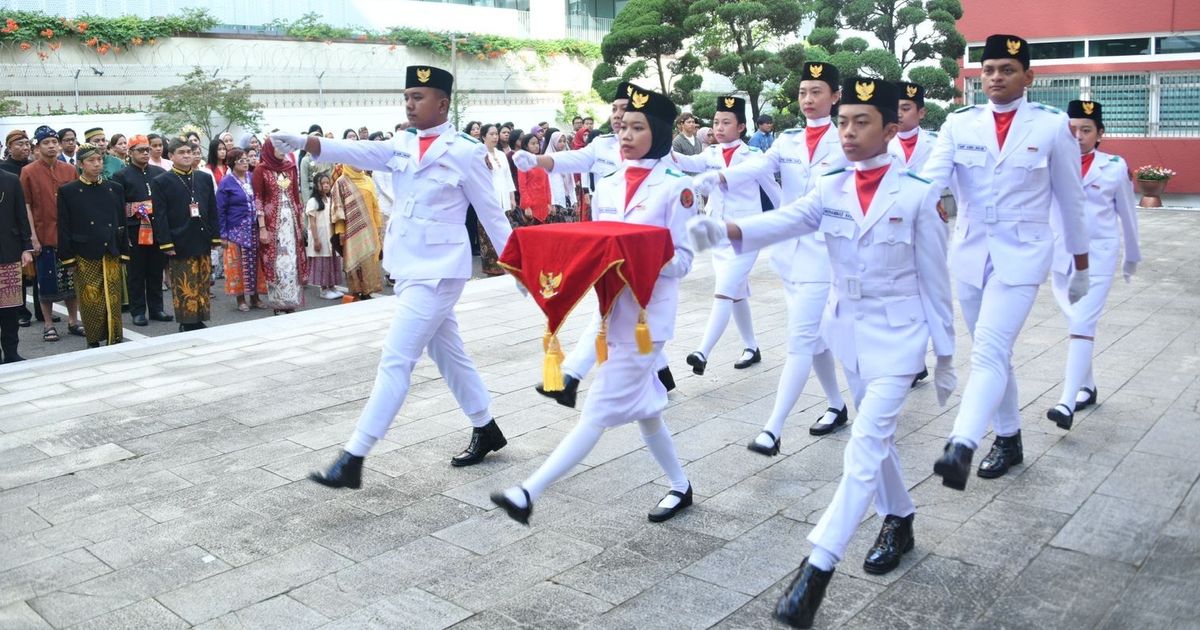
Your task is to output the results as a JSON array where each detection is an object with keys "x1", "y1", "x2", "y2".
[
  {"x1": 492, "y1": 86, "x2": 696, "y2": 525},
  {"x1": 690, "y1": 77, "x2": 955, "y2": 629},
  {"x1": 1046, "y1": 99, "x2": 1141, "y2": 429},
  {"x1": 671, "y1": 95, "x2": 781, "y2": 375},
  {"x1": 924, "y1": 35, "x2": 1091, "y2": 490},
  {"x1": 514, "y1": 82, "x2": 677, "y2": 407},
  {"x1": 272, "y1": 66, "x2": 517, "y2": 489},
  {"x1": 692, "y1": 61, "x2": 850, "y2": 455}
]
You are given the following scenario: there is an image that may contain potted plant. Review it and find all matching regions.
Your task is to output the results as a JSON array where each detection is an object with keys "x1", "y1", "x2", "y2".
[{"x1": 1133, "y1": 165, "x2": 1176, "y2": 208}]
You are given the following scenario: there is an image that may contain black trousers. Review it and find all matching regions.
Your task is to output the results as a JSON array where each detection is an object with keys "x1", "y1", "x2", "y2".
[
  {"x1": 0, "y1": 306, "x2": 19, "y2": 362},
  {"x1": 466, "y1": 205, "x2": 480, "y2": 255},
  {"x1": 126, "y1": 240, "x2": 165, "y2": 317}
]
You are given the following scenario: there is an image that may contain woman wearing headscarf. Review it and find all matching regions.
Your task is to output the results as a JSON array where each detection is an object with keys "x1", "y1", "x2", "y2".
[
  {"x1": 252, "y1": 138, "x2": 307, "y2": 314},
  {"x1": 329, "y1": 162, "x2": 383, "y2": 300},
  {"x1": 492, "y1": 84, "x2": 696, "y2": 526},
  {"x1": 542, "y1": 130, "x2": 577, "y2": 222},
  {"x1": 217, "y1": 147, "x2": 265, "y2": 311}
]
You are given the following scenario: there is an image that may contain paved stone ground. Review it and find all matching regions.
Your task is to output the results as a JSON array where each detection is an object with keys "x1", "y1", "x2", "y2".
[{"x1": 1, "y1": 209, "x2": 1197, "y2": 630}]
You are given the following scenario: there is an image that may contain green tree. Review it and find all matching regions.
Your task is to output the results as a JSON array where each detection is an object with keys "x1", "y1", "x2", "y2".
[
  {"x1": 151, "y1": 67, "x2": 263, "y2": 139},
  {"x1": 683, "y1": 0, "x2": 808, "y2": 121},
  {"x1": 810, "y1": 0, "x2": 965, "y2": 100},
  {"x1": 597, "y1": 0, "x2": 694, "y2": 97}
]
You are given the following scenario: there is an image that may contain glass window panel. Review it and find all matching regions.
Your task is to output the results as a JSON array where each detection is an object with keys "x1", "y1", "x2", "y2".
[
  {"x1": 1158, "y1": 73, "x2": 1200, "y2": 134},
  {"x1": 1157, "y1": 35, "x2": 1200, "y2": 54},
  {"x1": 1090, "y1": 74, "x2": 1149, "y2": 134},
  {"x1": 968, "y1": 46, "x2": 983, "y2": 63},
  {"x1": 1090, "y1": 38, "x2": 1151, "y2": 57},
  {"x1": 1027, "y1": 77, "x2": 1081, "y2": 112},
  {"x1": 1030, "y1": 40, "x2": 1084, "y2": 60}
]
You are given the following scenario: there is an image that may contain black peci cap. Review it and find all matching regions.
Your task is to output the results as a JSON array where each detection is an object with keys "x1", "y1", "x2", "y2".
[
  {"x1": 1067, "y1": 100, "x2": 1104, "y2": 126},
  {"x1": 716, "y1": 95, "x2": 747, "y2": 124},
  {"x1": 896, "y1": 81, "x2": 925, "y2": 108},
  {"x1": 840, "y1": 76, "x2": 900, "y2": 116},
  {"x1": 981, "y1": 34, "x2": 1031, "y2": 68},
  {"x1": 406, "y1": 65, "x2": 453, "y2": 94},
  {"x1": 624, "y1": 85, "x2": 678, "y2": 126},
  {"x1": 800, "y1": 61, "x2": 839, "y2": 90}
]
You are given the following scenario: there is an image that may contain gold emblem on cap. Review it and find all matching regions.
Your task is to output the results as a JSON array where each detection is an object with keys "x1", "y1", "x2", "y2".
[
  {"x1": 809, "y1": 64, "x2": 824, "y2": 79},
  {"x1": 539, "y1": 271, "x2": 562, "y2": 299},
  {"x1": 416, "y1": 68, "x2": 431, "y2": 83},
  {"x1": 1007, "y1": 39, "x2": 1022, "y2": 55},
  {"x1": 627, "y1": 84, "x2": 634, "y2": 96},
  {"x1": 723, "y1": 97, "x2": 736, "y2": 108},
  {"x1": 631, "y1": 90, "x2": 649, "y2": 109},
  {"x1": 855, "y1": 80, "x2": 876, "y2": 101},
  {"x1": 906, "y1": 85, "x2": 918, "y2": 98},
  {"x1": 1081, "y1": 101, "x2": 1095, "y2": 115}
]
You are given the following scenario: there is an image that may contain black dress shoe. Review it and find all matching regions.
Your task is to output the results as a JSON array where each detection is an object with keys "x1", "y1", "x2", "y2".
[
  {"x1": 87, "y1": 342, "x2": 100, "y2": 349},
  {"x1": 308, "y1": 451, "x2": 364, "y2": 489},
  {"x1": 149, "y1": 312, "x2": 174, "y2": 322},
  {"x1": 1075, "y1": 386, "x2": 1098, "y2": 410},
  {"x1": 132, "y1": 314, "x2": 149, "y2": 327},
  {"x1": 733, "y1": 347, "x2": 762, "y2": 369},
  {"x1": 648, "y1": 484, "x2": 693, "y2": 522},
  {"x1": 747, "y1": 430, "x2": 780, "y2": 456},
  {"x1": 977, "y1": 432, "x2": 1023, "y2": 478},
  {"x1": 1047, "y1": 404, "x2": 1074, "y2": 430},
  {"x1": 535, "y1": 374, "x2": 579, "y2": 408},
  {"x1": 933, "y1": 441, "x2": 974, "y2": 491},
  {"x1": 17, "y1": 317, "x2": 30, "y2": 327},
  {"x1": 686, "y1": 351, "x2": 707, "y2": 375},
  {"x1": 658, "y1": 366, "x2": 676, "y2": 392},
  {"x1": 911, "y1": 367, "x2": 928, "y2": 388},
  {"x1": 809, "y1": 406, "x2": 848, "y2": 436},
  {"x1": 490, "y1": 488, "x2": 532, "y2": 525},
  {"x1": 863, "y1": 513, "x2": 914, "y2": 575},
  {"x1": 774, "y1": 558, "x2": 833, "y2": 629},
  {"x1": 451, "y1": 419, "x2": 507, "y2": 466}
]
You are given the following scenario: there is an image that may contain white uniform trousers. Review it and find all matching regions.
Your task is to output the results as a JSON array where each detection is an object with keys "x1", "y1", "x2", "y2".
[
  {"x1": 950, "y1": 270, "x2": 1039, "y2": 446},
  {"x1": 711, "y1": 243, "x2": 758, "y2": 299},
  {"x1": 1050, "y1": 270, "x2": 1114, "y2": 338},
  {"x1": 355, "y1": 278, "x2": 492, "y2": 440},
  {"x1": 808, "y1": 371, "x2": 916, "y2": 561},
  {"x1": 784, "y1": 280, "x2": 830, "y2": 355},
  {"x1": 562, "y1": 312, "x2": 669, "y2": 382},
  {"x1": 581, "y1": 341, "x2": 668, "y2": 428}
]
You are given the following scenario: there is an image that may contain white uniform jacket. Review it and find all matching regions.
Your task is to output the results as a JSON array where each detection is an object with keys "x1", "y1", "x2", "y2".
[
  {"x1": 591, "y1": 160, "x2": 695, "y2": 344},
  {"x1": 722, "y1": 125, "x2": 847, "y2": 283},
  {"x1": 671, "y1": 141, "x2": 782, "y2": 220},
  {"x1": 888, "y1": 128, "x2": 938, "y2": 174},
  {"x1": 735, "y1": 156, "x2": 954, "y2": 380},
  {"x1": 1050, "y1": 150, "x2": 1141, "y2": 277},
  {"x1": 316, "y1": 122, "x2": 511, "y2": 281},
  {"x1": 921, "y1": 98, "x2": 1088, "y2": 288},
  {"x1": 548, "y1": 134, "x2": 621, "y2": 179}
]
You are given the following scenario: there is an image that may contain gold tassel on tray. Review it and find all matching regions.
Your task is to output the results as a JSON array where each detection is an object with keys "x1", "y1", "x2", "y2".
[
  {"x1": 542, "y1": 328, "x2": 566, "y2": 391},
  {"x1": 595, "y1": 317, "x2": 609, "y2": 364},
  {"x1": 635, "y1": 308, "x2": 652, "y2": 354}
]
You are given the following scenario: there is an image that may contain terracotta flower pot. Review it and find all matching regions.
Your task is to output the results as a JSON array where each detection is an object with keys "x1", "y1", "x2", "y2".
[{"x1": 1137, "y1": 178, "x2": 1168, "y2": 208}]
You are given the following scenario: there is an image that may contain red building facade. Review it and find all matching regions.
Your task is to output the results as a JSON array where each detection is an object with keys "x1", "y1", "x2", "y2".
[{"x1": 957, "y1": 0, "x2": 1200, "y2": 192}]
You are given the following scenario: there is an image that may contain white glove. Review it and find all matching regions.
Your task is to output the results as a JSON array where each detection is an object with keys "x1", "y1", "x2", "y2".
[
  {"x1": 1123, "y1": 260, "x2": 1137, "y2": 284},
  {"x1": 512, "y1": 150, "x2": 537, "y2": 172},
  {"x1": 1068, "y1": 267, "x2": 1090, "y2": 304},
  {"x1": 687, "y1": 215, "x2": 728, "y2": 252},
  {"x1": 934, "y1": 355, "x2": 957, "y2": 407},
  {"x1": 270, "y1": 132, "x2": 307, "y2": 154},
  {"x1": 692, "y1": 171, "x2": 722, "y2": 197},
  {"x1": 513, "y1": 277, "x2": 529, "y2": 298}
]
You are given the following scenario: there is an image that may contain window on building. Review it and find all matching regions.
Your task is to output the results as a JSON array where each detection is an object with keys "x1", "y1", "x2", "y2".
[
  {"x1": 968, "y1": 46, "x2": 983, "y2": 63},
  {"x1": 1156, "y1": 35, "x2": 1200, "y2": 55},
  {"x1": 1030, "y1": 40, "x2": 1085, "y2": 60},
  {"x1": 1159, "y1": 73, "x2": 1200, "y2": 134},
  {"x1": 1091, "y1": 74, "x2": 1150, "y2": 134},
  {"x1": 1027, "y1": 77, "x2": 1081, "y2": 112},
  {"x1": 1090, "y1": 38, "x2": 1151, "y2": 57}
]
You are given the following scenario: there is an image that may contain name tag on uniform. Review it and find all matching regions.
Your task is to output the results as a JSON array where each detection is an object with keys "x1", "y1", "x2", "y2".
[
  {"x1": 597, "y1": 206, "x2": 618, "y2": 216},
  {"x1": 394, "y1": 150, "x2": 412, "y2": 160},
  {"x1": 781, "y1": 157, "x2": 804, "y2": 165},
  {"x1": 889, "y1": 216, "x2": 903, "y2": 223},
  {"x1": 596, "y1": 157, "x2": 616, "y2": 167},
  {"x1": 189, "y1": 202, "x2": 200, "y2": 218},
  {"x1": 957, "y1": 143, "x2": 986, "y2": 152},
  {"x1": 1026, "y1": 146, "x2": 1039, "y2": 153},
  {"x1": 400, "y1": 198, "x2": 415, "y2": 218},
  {"x1": 846, "y1": 276, "x2": 862, "y2": 300},
  {"x1": 822, "y1": 207, "x2": 852, "y2": 220}
]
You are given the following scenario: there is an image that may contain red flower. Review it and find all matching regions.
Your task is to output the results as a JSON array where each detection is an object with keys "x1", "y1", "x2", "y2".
[
  {"x1": 19, "y1": 42, "x2": 31, "y2": 51},
  {"x1": 48, "y1": 41, "x2": 60, "y2": 50},
  {"x1": 2, "y1": 18, "x2": 18, "y2": 34},
  {"x1": 132, "y1": 37, "x2": 143, "y2": 45},
  {"x1": 98, "y1": 44, "x2": 110, "y2": 55},
  {"x1": 85, "y1": 36, "x2": 98, "y2": 47},
  {"x1": 77, "y1": 21, "x2": 88, "y2": 32},
  {"x1": 37, "y1": 51, "x2": 48, "y2": 60},
  {"x1": 40, "y1": 28, "x2": 54, "y2": 38}
]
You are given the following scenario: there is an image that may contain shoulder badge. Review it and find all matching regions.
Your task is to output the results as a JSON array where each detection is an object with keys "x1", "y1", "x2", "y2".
[
  {"x1": 1108, "y1": 155, "x2": 1120, "y2": 162},
  {"x1": 458, "y1": 132, "x2": 481, "y2": 144},
  {"x1": 822, "y1": 167, "x2": 848, "y2": 177},
  {"x1": 951, "y1": 105, "x2": 977, "y2": 115},
  {"x1": 679, "y1": 188, "x2": 695, "y2": 209},
  {"x1": 598, "y1": 133, "x2": 614, "y2": 138},
  {"x1": 747, "y1": 146, "x2": 762, "y2": 153},
  {"x1": 406, "y1": 128, "x2": 418, "y2": 135},
  {"x1": 665, "y1": 168, "x2": 685, "y2": 178},
  {"x1": 904, "y1": 171, "x2": 932, "y2": 184},
  {"x1": 781, "y1": 128, "x2": 803, "y2": 135},
  {"x1": 928, "y1": 130, "x2": 939, "y2": 137},
  {"x1": 1033, "y1": 103, "x2": 1062, "y2": 114}
]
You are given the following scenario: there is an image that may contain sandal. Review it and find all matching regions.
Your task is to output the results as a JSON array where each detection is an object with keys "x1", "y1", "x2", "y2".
[
  {"x1": 43, "y1": 327, "x2": 60, "y2": 342},
  {"x1": 237, "y1": 303, "x2": 250, "y2": 312},
  {"x1": 67, "y1": 323, "x2": 86, "y2": 337}
]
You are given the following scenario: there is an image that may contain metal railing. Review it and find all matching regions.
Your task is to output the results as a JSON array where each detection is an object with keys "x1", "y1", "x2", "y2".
[
  {"x1": 964, "y1": 71, "x2": 1200, "y2": 137},
  {"x1": 565, "y1": 14, "x2": 612, "y2": 44}
]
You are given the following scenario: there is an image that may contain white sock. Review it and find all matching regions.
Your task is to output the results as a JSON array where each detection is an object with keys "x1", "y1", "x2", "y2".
[
  {"x1": 809, "y1": 545, "x2": 838, "y2": 571},
  {"x1": 523, "y1": 422, "x2": 604, "y2": 502},
  {"x1": 731, "y1": 299, "x2": 758, "y2": 350},
  {"x1": 502, "y1": 486, "x2": 529, "y2": 508},
  {"x1": 698, "y1": 298, "x2": 733, "y2": 358},
  {"x1": 812, "y1": 350, "x2": 845, "y2": 411},
  {"x1": 762, "y1": 353, "x2": 814, "y2": 440},
  {"x1": 951, "y1": 436, "x2": 978, "y2": 450},
  {"x1": 345, "y1": 430, "x2": 377, "y2": 457},
  {"x1": 639, "y1": 417, "x2": 690, "y2": 508},
  {"x1": 1058, "y1": 338, "x2": 1094, "y2": 411}
]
